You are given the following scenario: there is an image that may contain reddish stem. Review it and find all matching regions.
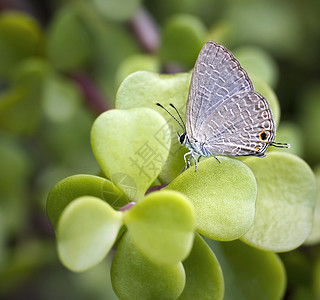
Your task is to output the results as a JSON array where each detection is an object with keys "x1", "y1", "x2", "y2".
[{"x1": 70, "y1": 73, "x2": 109, "y2": 115}]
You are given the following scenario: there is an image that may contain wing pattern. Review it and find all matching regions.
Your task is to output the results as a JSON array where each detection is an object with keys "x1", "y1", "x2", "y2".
[{"x1": 186, "y1": 41, "x2": 254, "y2": 138}]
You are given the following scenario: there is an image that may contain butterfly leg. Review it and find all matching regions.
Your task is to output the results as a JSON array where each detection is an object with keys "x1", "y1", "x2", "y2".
[
  {"x1": 213, "y1": 155, "x2": 221, "y2": 163},
  {"x1": 192, "y1": 153, "x2": 198, "y2": 172},
  {"x1": 183, "y1": 150, "x2": 197, "y2": 171},
  {"x1": 183, "y1": 151, "x2": 191, "y2": 171},
  {"x1": 206, "y1": 148, "x2": 220, "y2": 163}
]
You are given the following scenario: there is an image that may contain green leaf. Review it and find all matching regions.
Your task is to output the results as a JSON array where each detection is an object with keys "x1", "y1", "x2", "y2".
[
  {"x1": 115, "y1": 54, "x2": 160, "y2": 88},
  {"x1": 81, "y1": 14, "x2": 139, "y2": 98},
  {"x1": 124, "y1": 190, "x2": 195, "y2": 265},
  {"x1": 39, "y1": 98, "x2": 97, "y2": 173},
  {"x1": 160, "y1": 14, "x2": 206, "y2": 68},
  {"x1": 57, "y1": 196, "x2": 123, "y2": 272},
  {"x1": 0, "y1": 59, "x2": 45, "y2": 135},
  {"x1": 0, "y1": 137, "x2": 31, "y2": 195},
  {"x1": 116, "y1": 71, "x2": 191, "y2": 182},
  {"x1": 92, "y1": 0, "x2": 142, "y2": 21},
  {"x1": 207, "y1": 239, "x2": 286, "y2": 300},
  {"x1": 46, "y1": 5, "x2": 92, "y2": 71},
  {"x1": 47, "y1": 174, "x2": 128, "y2": 231},
  {"x1": 43, "y1": 71, "x2": 82, "y2": 123},
  {"x1": 269, "y1": 121, "x2": 303, "y2": 157},
  {"x1": 300, "y1": 85, "x2": 320, "y2": 163},
  {"x1": 0, "y1": 240, "x2": 56, "y2": 292},
  {"x1": 225, "y1": 1, "x2": 303, "y2": 58},
  {"x1": 0, "y1": 137, "x2": 31, "y2": 235},
  {"x1": 111, "y1": 231, "x2": 186, "y2": 300},
  {"x1": 280, "y1": 250, "x2": 313, "y2": 296},
  {"x1": 314, "y1": 256, "x2": 320, "y2": 299},
  {"x1": 91, "y1": 107, "x2": 171, "y2": 201},
  {"x1": 0, "y1": 11, "x2": 44, "y2": 79},
  {"x1": 305, "y1": 165, "x2": 320, "y2": 245},
  {"x1": 242, "y1": 152, "x2": 316, "y2": 251},
  {"x1": 233, "y1": 45, "x2": 279, "y2": 88},
  {"x1": 167, "y1": 156, "x2": 257, "y2": 241},
  {"x1": 178, "y1": 234, "x2": 224, "y2": 300}
]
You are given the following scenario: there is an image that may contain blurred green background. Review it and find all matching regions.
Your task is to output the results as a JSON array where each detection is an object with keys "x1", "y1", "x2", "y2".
[{"x1": 0, "y1": 0, "x2": 320, "y2": 299}]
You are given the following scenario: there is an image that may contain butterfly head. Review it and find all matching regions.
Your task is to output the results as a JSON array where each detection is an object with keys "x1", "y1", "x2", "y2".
[
  {"x1": 155, "y1": 102, "x2": 188, "y2": 145},
  {"x1": 177, "y1": 132, "x2": 187, "y2": 146}
]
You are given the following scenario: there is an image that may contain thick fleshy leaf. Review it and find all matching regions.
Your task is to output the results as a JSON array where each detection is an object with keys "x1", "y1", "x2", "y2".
[
  {"x1": 300, "y1": 85, "x2": 320, "y2": 163},
  {"x1": 178, "y1": 234, "x2": 224, "y2": 300},
  {"x1": 91, "y1": 107, "x2": 171, "y2": 201},
  {"x1": 92, "y1": 0, "x2": 142, "y2": 21},
  {"x1": 0, "y1": 11, "x2": 44, "y2": 79},
  {"x1": 57, "y1": 196, "x2": 123, "y2": 272},
  {"x1": 225, "y1": 1, "x2": 303, "y2": 58},
  {"x1": 242, "y1": 152, "x2": 316, "y2": 251},
  {"x1": 207, "y1": 239, "x2": 286, "y2": 300},
  {"x1": 233, "y1": 46, "x2": 279, "y2": 88},
  {"x1": 280, "y1": 250, "x2": 313, "y2": 297},
  {"x1": 167, "y1": 156, "x2": 257, "y2": 241},
  {"x1": 314, "y1": 256, "x2": 320, "y2": 299},
  {"x1": 43, "y1": 72, "x2": 82, "y2": 123},
  {"x1": 0, "y1": 240, "x2": 56, "y2": 290},
  {"x1": 115, "y1": 54, "x2": 160, "y2": 88},
  {"x1": 269, "y1": 121, "x2": 303, "y2": 157},
  {"x1": 124, "y1": 190, "x2": 195, "y2": 265},
  {"x1": 0, "y1": 59, "x2": 45, "y2": 134},
  {"x1": 0, "y1": 137, "x2": 30, "y2": 235},
  {"x1": 160, "y1": 14, "x2": 206, "y2": 68},
  {"x1": 111, "y1": 231, "x2": 185, "y2": 300},
  {"x1": 83, "y1": 16, "x2": 139, "y2": 99},
  {"x1": 116, "y1": 70, "x2": 191, "y2": 182},
  {"x1": 47, "y1": 174, "x2": 128, "y2": 231},
  {"x1": 305, "y1": 165, "x2": 320, "y2": 245},
  {"x1": 46, "y1": 5, "x2": 92, "y2": 71}
]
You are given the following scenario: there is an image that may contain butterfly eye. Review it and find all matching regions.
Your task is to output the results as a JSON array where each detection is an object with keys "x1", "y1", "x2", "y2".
[{"x1": 178, "y1": 133, "x2": 187, "y2": 145}]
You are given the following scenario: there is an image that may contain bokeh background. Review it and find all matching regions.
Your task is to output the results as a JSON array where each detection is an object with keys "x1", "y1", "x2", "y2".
[{"x1": 0, "y1": 0, "x2": 320, "y2": 299}]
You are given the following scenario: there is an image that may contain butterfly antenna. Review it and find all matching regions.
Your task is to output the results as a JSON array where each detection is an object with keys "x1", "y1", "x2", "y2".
[
  {"x1": 169, "y1": 103, "x2": 186, "y2": 131},
  {"x1": 270, "y1": 142, "x2": 291, "y2": 148},
  {"x1": 156, "y1": 103, "x2": 185, "y2": 133}
]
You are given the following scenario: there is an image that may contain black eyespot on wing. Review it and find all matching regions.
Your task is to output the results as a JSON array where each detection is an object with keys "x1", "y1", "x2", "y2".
[{"x1": 259, "y1": 131, "x2": 267, "y2": 141}]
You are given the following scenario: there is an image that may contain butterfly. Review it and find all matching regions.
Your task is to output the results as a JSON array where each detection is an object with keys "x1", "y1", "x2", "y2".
[{"x1": 157, "y1": 41, "x2": 289, "y2": 171}]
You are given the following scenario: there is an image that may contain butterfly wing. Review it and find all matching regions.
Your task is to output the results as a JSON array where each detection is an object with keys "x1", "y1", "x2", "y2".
[
  {"x1": 186, "y1": 41, "x2": 254, "y2": 139},
  {"x1": 198, "y1": 92, "x2": 275, "y2": 156}
]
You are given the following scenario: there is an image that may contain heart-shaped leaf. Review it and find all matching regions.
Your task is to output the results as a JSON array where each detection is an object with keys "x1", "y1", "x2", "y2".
[
  {"x1": 111, "y1": 231, "x2": 186, "y2": 300},
  {"x1": 124, "y1": 190, "x2": 195, "y2": 265},
  {"x1": 160, "y1": 15, "x2": 206, "y2": 68},
  {"x1": 242, "y1": 152, "x2": 316, "y2": 251},
  {"x1": 167, "y1": 156, "x2": 257, "y2": 241},
  {"x1": 46, "y1": 5, "x2": 92, "y2": 71},
  {"x1": 115, "y1": 70, "x2": 191, "y2": 182},
  {"x1": 115, "y1": 54, "x2": 160, "y2": 88},
  {"x1": 57, "y1": 196, "x2": 123, "y2": 272},
  {"x1": 91, "y1": 107, "x2": 171, "y2": 201},
  {"x1": 47, "y1": 174, "x2": 128, "y2": 231}
]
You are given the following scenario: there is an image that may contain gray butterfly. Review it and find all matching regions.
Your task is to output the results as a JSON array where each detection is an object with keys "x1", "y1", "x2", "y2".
[{"x1": 157, "y1": 41, "x2": 289, "y2": 171}]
